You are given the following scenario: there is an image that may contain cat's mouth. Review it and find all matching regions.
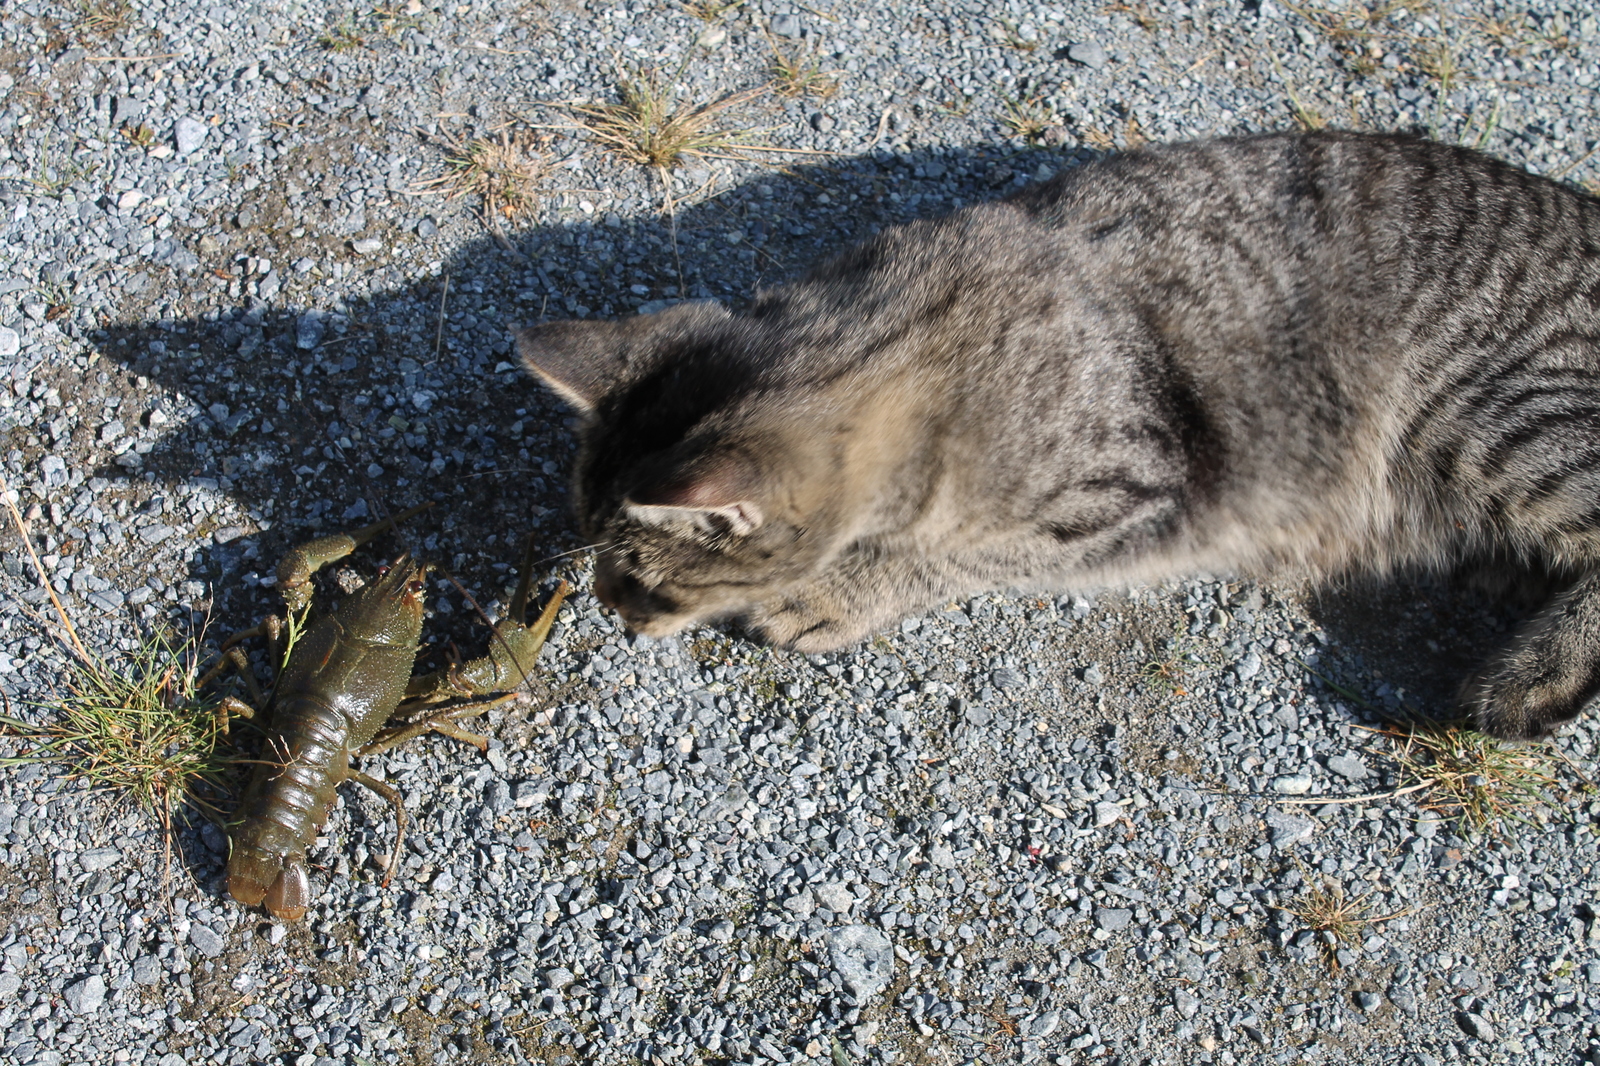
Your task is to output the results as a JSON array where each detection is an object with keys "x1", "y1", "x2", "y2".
[{"x1": 594, "y1": 563, "x2": 695, "y2": 637}]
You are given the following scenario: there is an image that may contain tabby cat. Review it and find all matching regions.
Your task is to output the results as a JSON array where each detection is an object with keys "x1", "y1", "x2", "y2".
[{"x1": 517, "y1": 131, "x2": 1600, "y2": 741}]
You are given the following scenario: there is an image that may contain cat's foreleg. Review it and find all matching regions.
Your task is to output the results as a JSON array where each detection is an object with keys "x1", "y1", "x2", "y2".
[
  {"x1": 745, "y1": 551, "x2": 964, "y2": 653},
  {"x1": 1460, "y1": 568, "x2": 1600, "y2": 740}
]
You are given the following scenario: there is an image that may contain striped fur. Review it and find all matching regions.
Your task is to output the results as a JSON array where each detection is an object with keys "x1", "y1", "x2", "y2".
[{"x1": 518, "y1": 131, "x2": 1600, "y2": 740}]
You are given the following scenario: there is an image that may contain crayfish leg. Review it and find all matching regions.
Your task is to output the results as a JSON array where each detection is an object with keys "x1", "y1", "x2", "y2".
[
  {"x1": 349, "y1": 770, "x2": 407, "y2": 888},
  {"x1": 363, "y1": 697, "x2": 510, "y2": 757}
]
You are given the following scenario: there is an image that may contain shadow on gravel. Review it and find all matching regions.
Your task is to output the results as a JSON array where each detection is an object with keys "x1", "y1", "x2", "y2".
[
  {"x1": 80, "y1": 141, "x2": 1086, "y2": 639},
  {"x1": 1303, "y1": 568, "x2": 1534, "y2": 725}
]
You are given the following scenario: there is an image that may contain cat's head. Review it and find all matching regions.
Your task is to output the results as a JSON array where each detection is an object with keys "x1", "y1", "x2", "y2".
[{"x1": 517, "y1": 303, "x2": 839, "y2": 637}]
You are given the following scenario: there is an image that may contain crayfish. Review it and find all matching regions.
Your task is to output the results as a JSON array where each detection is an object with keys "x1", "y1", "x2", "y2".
[{"x1": 208, "y1": 505, "x2": 567, "y2": 921}]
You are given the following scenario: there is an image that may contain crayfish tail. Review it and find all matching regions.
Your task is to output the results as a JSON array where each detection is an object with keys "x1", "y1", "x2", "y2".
[
  {"x1": 264, "y1": 862, "x2": 312, "y2": 922},
  {"x1": 227, "y1": 870, "x2": 271, "y2": 908}
]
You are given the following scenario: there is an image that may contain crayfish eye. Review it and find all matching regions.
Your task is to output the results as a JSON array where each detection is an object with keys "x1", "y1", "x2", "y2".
[
  {"x1": 407, "y1": 577, "x2": 425, "y2": 594},
  {"x1": 376, "y1": 564, "x2": 392, "y2": 577}
]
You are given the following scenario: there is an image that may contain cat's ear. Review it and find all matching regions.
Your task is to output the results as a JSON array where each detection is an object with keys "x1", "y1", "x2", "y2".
[
  {"x1": 515, "y1": 302, "x2": 732, "y2": 413},
  {"x1": 625, "y1": 454, "x2": 764, "y2": 536},
  {"x1": 514, "y1": 319, "x2": 631, "y2": 413}
]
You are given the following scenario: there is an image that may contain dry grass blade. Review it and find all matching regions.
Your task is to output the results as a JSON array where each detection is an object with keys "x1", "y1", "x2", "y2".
[
  {"x1": 413, "y1": 128, "x2": 547, "y2": 222},
  {"x1": 0, "y1": 632, "x2": 236, "y2": 824},
  {"x1": 1380, "y1": 720, "x2": 1569, "y2": 833},
  {"x1": 567, "y1": 63, "x2": 765, "y2": 171}
]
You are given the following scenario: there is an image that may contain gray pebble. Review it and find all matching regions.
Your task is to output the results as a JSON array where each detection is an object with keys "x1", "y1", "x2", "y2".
[
  {"x1": 189, "y1": 924, "x2": 225, "y2": 958},
  {"x1": 78, "y1": 847, "x2": 122, "y2": 872},
  {"x1": 1455, "y1": 1012, "x2": 1497, "y2": 1042},
  {"x1": 1325, "y1": 753, "x2": 1368, "y2": 781},
  {"x1": 174, "y1": 116, "x2": 208, "y2": 156},
  {"x1": 0, "y1": 973, "x2": 20, "y2": 998},
  {"x1": 351, "y1": 237, "x2": 383, "y2": 255},
  {"x1": 1265, "y1": 809, "x2": 1317, "y2": 847},
  {"x1": 63, "y1": 974, "x2": 106, "y2": 1014},
  {"x1": 131, "y1": 956, "x2": 161, "y2": 985},
  {"x1": 1067, "y1": 41, "x2": 1108, "y2": 69},
  {"x1": 1271, "y1": 774, "x2": 1313, "y2": 795},
  {"x1": 1095, "y1": 907, "x2": 1133, "y2": 931},
  {"x1": 770, "y1": 13, "x2": 802, "y2": 39},
  {"x1": 0, "y1": 327, "x2": 17, "y2": 358},
  {"x1": 296, "y1": 312, "x2": 326, "y2": 350},
  {"x1": 824, "y1": 925, "x2": 895, "y2": 998}
]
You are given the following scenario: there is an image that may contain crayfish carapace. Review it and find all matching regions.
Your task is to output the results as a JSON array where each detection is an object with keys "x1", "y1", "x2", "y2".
[{"x1": 208, "y1": 508, "x2": 568, "y2": 921}]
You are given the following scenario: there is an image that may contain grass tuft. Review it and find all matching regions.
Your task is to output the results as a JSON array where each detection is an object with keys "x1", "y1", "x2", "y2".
[
  {"x1": 73, "y1": 0, "x2": 133, "y2": 40},
  {"x1": 1276, "y1": 874, "x2": 1402, "y2": 969},
  {"x1": 681, "y1": 0, "x2": 744, "y2": 20},
  {"x1": 1, "y1": 634, "x2": 234, "y2": 823},
  {"x1": 768, "y1": 36, "x2": 839, "y2": 99},
  {"x1": 1100, "y1": 2, "x2": 1161, "y2": 33},
  {"x1": 413, "y1": 127, "x2": 547, "y2": 221},
  {"x1": 567, "y1": 60, "x2": 763, "y2": 171},
  {"x1": 999, "y1": 96, "x2": 1061, "y2": 144},
  {"x1": 318, "y1": 16, "x2": 367, "y2": 53},
  {"x1": 1379, "y1": 720, "x2": 1568, "y2": 833}
]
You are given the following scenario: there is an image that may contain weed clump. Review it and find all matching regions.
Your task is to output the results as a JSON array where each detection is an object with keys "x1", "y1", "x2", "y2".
[{"x1": 1, "y1": 634, "x2": 234, "y2": 825}]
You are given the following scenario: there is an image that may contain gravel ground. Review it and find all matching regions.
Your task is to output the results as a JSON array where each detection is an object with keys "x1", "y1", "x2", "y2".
[{"x1": 3, "y1": 1, "x2": 1600, "y2": 1064}]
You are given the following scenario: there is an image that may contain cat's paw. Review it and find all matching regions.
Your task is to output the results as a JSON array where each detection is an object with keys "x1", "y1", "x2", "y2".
[
  {"x1": 744, "y1": 594, "x2": 865, "y2": 653},
  {"x1": 1458, "y1": 660, "x2": 1591, "y2": 741}
]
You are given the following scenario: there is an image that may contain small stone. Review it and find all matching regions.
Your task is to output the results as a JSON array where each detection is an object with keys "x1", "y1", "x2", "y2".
[
  {"x1": 991, "y1": 667, "x2": 1024, "y2": 690},
  {"x1": 697, "y1": 25, "x2": 726, "y2": 48},
  {"x1": 814, "y1": 882, "x2": 854, "y2": 913},
  {"x1": 1271, "y1": 774, "x2": 1314, "y2": 795},
  {"x1": 770, "y1": 12, "x2": 802, "y2": 38},
  {"x1": 1030, "y1": 1010, "x2": 1060, "y2": 1038},
  {"x1": 1266, "y1": 809, "x2": 1316, "y2": 847},
  {"x1": 1066, "y1": 41, "x2": 1108, "y2": 69},
  {"x1": 296, "y1": 312, "x2": 326, "y2": 350},
  {"x1": 189, "y1": 924, "x2": 225, "y2": 958},
  {"x1": 1235, "y1": 651, "x2": 1262, "y2": 680},
  {"x1": 63, "y1": 975, "x2": 106, "y2": 1014},
  {"x1": 1081, "y1": 663, "x2": 1105, "y2": 685},
  {"x1": 709, "y1": 920, "x2": 735, "y2": 942},
  {"x1": 1355, "y1": 991, "x2": 1383, "y2": 1012},
  {"x1": 1174, "y1": 990, "x2": 1200, "y2": 1019},
  {"x1": 0, "y1": 327, "x2": 17, "y2": 358},
  {"x1": 351, "y1": 237, "x2": 382, "y2": 255},
  {"x1": 137, "y1": 524, "x2": 175, "y2": 544},
  {"x1": 117, "y1": 190, "x2": 144, "y2": 209},
  {"x1": 1326, "y1": 753, "x2": 1368, "y2": 781},
  {"x1": 824, "y1": 925, "x2": 895, "y2": 998},
  {"x1": 1094, "y1": 907, "x2": 1132, "y2": 932},
  {"x1": 131, "y1": 956, "x2": 161, "y2": 984},
  {"x1": 1456, "y1": 1012, "x2": 1496, "y2": 1042},
  {"x1": 784, "y1": 889, "x2": 816, "y2": 918},
  {"x1": 543, "y1": 967, "x2": 575, "y2": 990},
  {"x1": 174, "y1": 116, "x2": 208, "y2": 156},
  {"x1": 79, "y1": 847, "x2": 122, "y2": 871},
  {"x1": 417, "y1": 216, "x2": 438, "y2": 238},
  {"x1": 1093, "y1": 802, "x2": 1122, "y2": 827}
]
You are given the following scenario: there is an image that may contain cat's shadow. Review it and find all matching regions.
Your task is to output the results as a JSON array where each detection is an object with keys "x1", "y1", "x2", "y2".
[
  {"x1": 1301, "y1": 567, "x2": 1535, "y2": 723},
  {"x1": 75, "y1": 140, "x2": 1091, "y2": 630}
]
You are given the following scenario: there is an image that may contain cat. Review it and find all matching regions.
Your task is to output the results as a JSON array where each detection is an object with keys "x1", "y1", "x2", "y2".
[{"x1": 516, "y1": 130, "x2": 1600, "y2": 742}]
